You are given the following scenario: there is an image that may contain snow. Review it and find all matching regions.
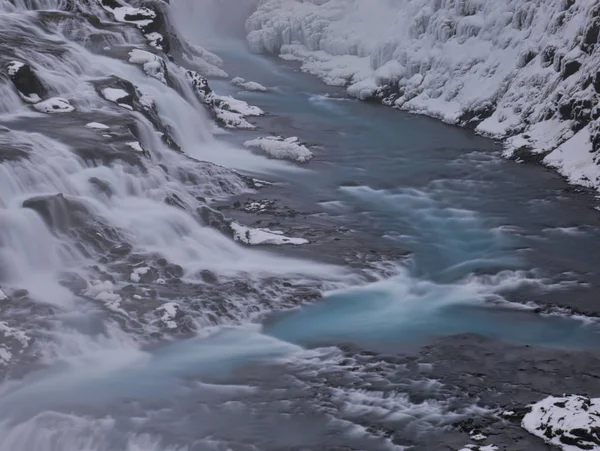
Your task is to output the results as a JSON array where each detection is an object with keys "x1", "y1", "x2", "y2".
[
  {"x1": 128, "y1": 49, "x2": 167, "y2": 84},
  {"x1": 126, "y1": 141, "x2": 145, "y2": 153},
  {"x1": 84, "y1": 280, "x2": 127, "y2": 316},
  {"x1": 215, "y1": 95, "x2": 263, "y2": 116},
  {"x1": 100, "y1": 3, "x2": 156, "y2": 28},
  {"x1": 145, "y1": 32, "x2": 163, "y2": 50},
  {"x1": 156, "y1": 302, "x2": 179, "y2": 329},
  {"x1": 130, "y1": 266, "x2": 150, "y2": 282},
  {"x1": 247, "y1": 0, "x2": 600, "y2": 190},
  {"x1": 522, "y1": 395, "x2": 600, "y2": 451},
  {"x1": 0, "y1": 288, "x2": 7, "y2": 301},
  {"x1": 545, "y1": 126, "x2": 600, "y2": 188},
  {"x1": 244, "y1": 136, "x2": 313, "y2": 162},
  {"x1": 32, "y1": 97, "x2": 74, "y2": 113},
  {"x1": 7, "y1": 61, "x2": 24, "y2": 76},
  {"x1": 231, "y1": 77, "x2": 268, "y2": 92},
  {"x1": 101, "y1": 88, "x2": 129, "y2": 104},
  {"x1": 86, "y1": 122, "x2": 110, "y2": 130},
  {"x1": 232, "y1": 222, "x2": 309, "y2": 246}
]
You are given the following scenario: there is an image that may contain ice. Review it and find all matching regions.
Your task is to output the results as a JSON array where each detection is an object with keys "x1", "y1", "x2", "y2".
[
  {"x1": 247, "y1": 0, "x2": 600, "y2": 189},
  {"x1": 32, "y1": 97, "x2": 74, "y2": 114},
  {"x1": 244, "y1": 136, "x2": 313, "y2": 162},
  {"x1": 231, "y1": 77, "x2": 268, "y2": 92},
  {"x1": 231, "y1": 222, "x2": 309, "y2": 246},
  {"x1": 522, "y1": 395, "x2": 600, "y2": 451}
]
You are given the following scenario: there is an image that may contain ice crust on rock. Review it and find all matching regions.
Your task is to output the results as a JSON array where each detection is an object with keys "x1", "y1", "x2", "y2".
[
  {"x1": 247, "y1": 0, "x2": 600, "y2": 189},
  {"x1": 522, "y1": 395, "x2": 600, "y2": 451},
  {"x1": 244, "y1": 136, "x2": 313, "y2": 162}
]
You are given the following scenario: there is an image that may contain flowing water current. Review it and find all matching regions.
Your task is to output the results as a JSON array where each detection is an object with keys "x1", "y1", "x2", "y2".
[{"x1": 1, "y1": 2, "x2": 600, "y2": 450}]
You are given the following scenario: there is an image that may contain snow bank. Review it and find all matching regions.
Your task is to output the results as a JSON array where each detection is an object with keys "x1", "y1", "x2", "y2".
[
  {"x1": 244, "y1": 136, "x2": 313, "y2": 162},
  {"x1": 232, "y1": 222, "x2": 309, "y2": 245},
  {"x1": 522, "y1": 395, "x2": 600, "y2": 451},
  {"x1": 247, "y1": 0, "x2": 600, "y2": 189}
]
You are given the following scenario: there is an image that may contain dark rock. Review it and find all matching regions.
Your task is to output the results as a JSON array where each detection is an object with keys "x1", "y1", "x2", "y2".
[
  {"x1": 7, "y1": 62, "x2": 47, "y2": 100},
  {"x1": 563, "y1": 60, "x2": 582, "y2": 79}
]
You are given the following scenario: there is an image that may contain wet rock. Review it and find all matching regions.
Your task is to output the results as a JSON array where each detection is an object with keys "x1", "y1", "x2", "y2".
[
  {"x1": 199, "y1": 270, "x2": 218, "y2": 284},
  {"x1": 22, "y1": 193, "x2": 86, "y2": 234}
]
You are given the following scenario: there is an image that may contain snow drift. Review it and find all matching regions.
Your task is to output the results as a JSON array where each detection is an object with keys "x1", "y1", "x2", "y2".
[{"x1": 247, "y1": 0, "x2": 600, "y2": 189}]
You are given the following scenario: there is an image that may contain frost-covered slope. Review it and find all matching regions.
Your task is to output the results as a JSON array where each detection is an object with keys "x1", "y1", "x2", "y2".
[{"x1": 247, "y1": 0, "x2": 600, "y2": 188}]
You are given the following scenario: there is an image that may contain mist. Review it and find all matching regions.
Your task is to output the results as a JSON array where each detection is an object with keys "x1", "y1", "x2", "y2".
[{"x1": 171, "y1": 0, "x2": 260, "y2": 46}]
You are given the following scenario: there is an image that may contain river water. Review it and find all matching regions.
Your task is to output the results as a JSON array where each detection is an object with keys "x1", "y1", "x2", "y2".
[{"x1": 1, "y1": 4, "x2": 600, "y2": 450}]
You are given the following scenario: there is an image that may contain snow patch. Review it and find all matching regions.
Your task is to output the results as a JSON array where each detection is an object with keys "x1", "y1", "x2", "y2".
[
  {"x1": 7, "y1": 61, "x2": 24, "y2": 76},
  {"x1": 86, "y1": 122, "x2": 110, "y2": 130},
  {"x1": 101, "y1": 88, "x2": 129, "y2": 104},
  {"x1": 232, "y1": 222, "x2": 309, "y2": 246},
  {"x1": 244, "y1": 136, "x2": 313, "y2": 162},
  {"x1": 126, "y1": 141, "x2": 145, "y2": 153}
]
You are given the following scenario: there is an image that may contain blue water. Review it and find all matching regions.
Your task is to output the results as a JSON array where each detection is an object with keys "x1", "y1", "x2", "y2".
[{"x1": 209, "y1": 41, "x2": 600, "y2": 353}]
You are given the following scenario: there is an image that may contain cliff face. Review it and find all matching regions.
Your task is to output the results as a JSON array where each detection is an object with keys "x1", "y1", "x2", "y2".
[{"x1": 247, "y1": 0, "x2": 600, "y2": 188}]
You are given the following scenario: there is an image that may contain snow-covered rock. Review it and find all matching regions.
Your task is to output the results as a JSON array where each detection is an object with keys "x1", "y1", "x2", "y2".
[
  {"x1": 231, "y1": 77, "x2": 268, "y2": 92},
  {"x1": 185, "y1": 69, "x2": 264, "y2": 129},
  {"x1": 128, "y1": 49, "x2": 167, "y2": 84},
  {"x1": 247, "y1": 0, "x2": 600, "y2": 189},
  {"x1": 244, "y1": 136, "x2": 313, "y2": 162},
  {"x1": 33, "y1": 97, "x2": 74, "y2": 113},
  {"x1": 156, "y1": 302, "x2": 179, "y2": 329},
  {"x1": 522, "y1": 395, "x2": 600, "y2": 451},
  {"x1": 232, "y1": 222, "x2": 309, "y2": 245}
]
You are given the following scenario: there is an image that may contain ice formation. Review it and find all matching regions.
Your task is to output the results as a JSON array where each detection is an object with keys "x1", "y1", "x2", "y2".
[{"x1": 247, "y1": 0, "x2": 600, "y2": 188}]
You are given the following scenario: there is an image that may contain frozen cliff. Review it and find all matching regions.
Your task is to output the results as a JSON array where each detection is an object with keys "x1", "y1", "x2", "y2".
[{"x1": 247, "y1": 0, "x2": 600, "y2": 189}]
